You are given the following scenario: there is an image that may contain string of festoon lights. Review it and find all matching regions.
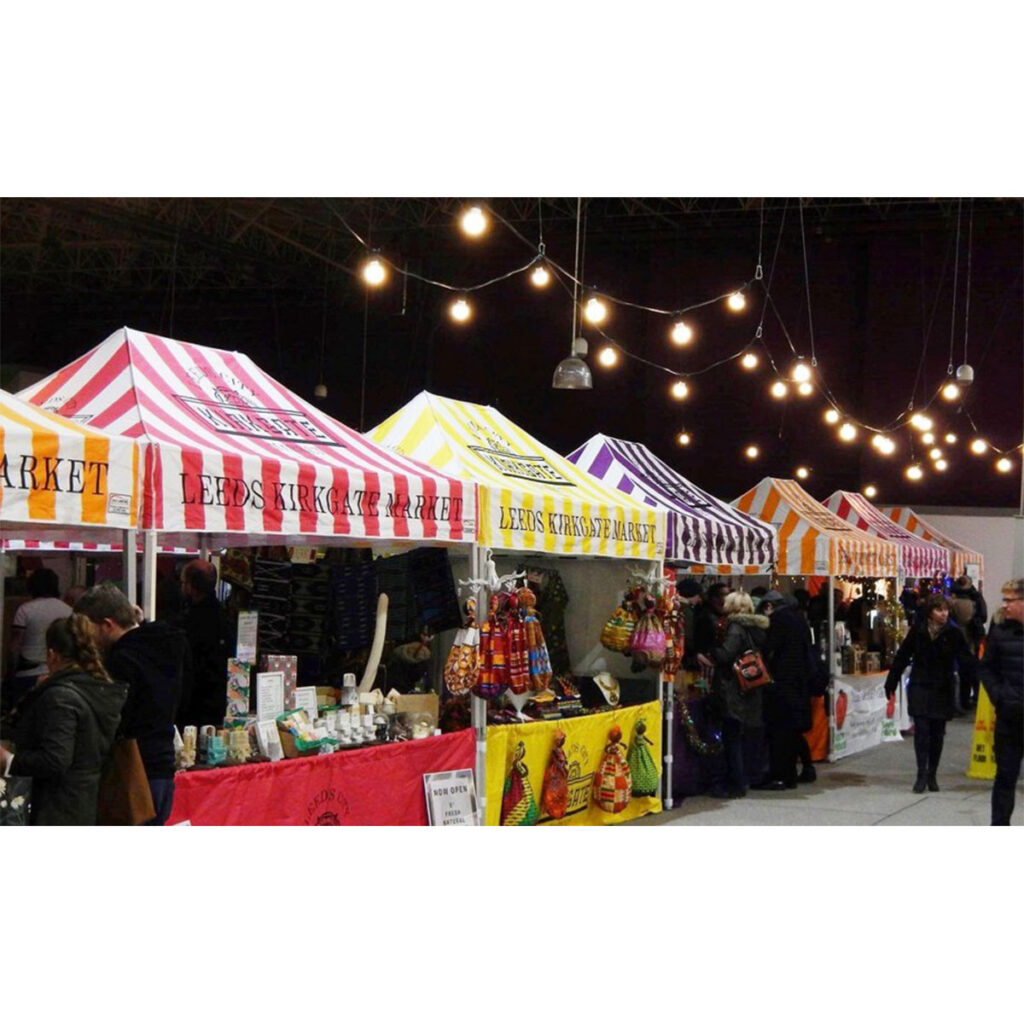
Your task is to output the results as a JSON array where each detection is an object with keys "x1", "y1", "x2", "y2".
[{"x1": 332, "y1": 200, "x2": 1022, "y2": 496}]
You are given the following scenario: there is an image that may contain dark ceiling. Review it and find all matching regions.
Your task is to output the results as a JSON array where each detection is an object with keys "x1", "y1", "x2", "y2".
[{"x1": 2, "y1": 197, "x2": 1021, "y2": 511}]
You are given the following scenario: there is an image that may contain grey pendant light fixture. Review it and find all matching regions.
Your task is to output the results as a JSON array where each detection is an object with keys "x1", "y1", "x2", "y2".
[{"x1": 553, "y1": 198, "x2": 593, "y2": 390}]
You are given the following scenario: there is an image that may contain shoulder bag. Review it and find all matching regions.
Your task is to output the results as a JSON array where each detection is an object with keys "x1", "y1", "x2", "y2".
[{"x1": 733, "y1": 627, "x2": 773, "y2": 693}]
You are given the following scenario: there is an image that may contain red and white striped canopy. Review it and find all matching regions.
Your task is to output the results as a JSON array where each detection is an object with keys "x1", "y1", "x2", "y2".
[
  {"x1": 881, "y1": 506, "x2": 983, "y2": 581},
  {"x1": 18, "y1": 328, "x2": 475, "y2": 547},
  {"x1": 823, "y1": 491, "x2": 950, "y2": 579}
]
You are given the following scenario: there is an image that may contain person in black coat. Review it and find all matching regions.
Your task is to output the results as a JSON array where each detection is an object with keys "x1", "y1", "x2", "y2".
[
  {"x1": 0, "y1": 615, "x2": 127, "y2": 825},
  {"x1": 885, "y1": 592, "x2": 978, "y2": 793},
  {"x1": 980, "y1": 579, "x2": 1024, "y2": 826},
  {"x1": 759, "y1": 590, "x2": 814, "y2": 789}
]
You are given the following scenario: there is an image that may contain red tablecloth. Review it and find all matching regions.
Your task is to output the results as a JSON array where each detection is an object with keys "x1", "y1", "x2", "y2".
[{"x1": 166, "y1": 729, "x2": 475, "y2": 826}]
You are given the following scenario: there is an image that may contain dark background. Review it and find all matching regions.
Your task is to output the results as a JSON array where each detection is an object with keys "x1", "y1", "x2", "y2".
[{"x1": 2, "y1": 198, "x2": 1021, "y2": 508}]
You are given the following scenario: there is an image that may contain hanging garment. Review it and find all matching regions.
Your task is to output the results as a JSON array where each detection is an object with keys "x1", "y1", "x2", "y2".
[
  {"x1": 534, "y1": 568, "x2": 572, "y2": 674},
  {"x1": 518, "y1": 586, "x2": 553, "y2": 693},
  {"x1": 504, "y1": 592, "x2": 531, "y2": 696},
  {"x1": 473, "y1": 595, "x2": 509, "y2": 700}
]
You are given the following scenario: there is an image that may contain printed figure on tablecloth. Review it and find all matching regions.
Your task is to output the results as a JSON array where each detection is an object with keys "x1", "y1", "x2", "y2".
[
  {"x1": 627, "y1": 719, "x2": 659, "y2": 797},
  {"x1": 501, "y1": 740, "x2": 538, "y2": 825},
  {"x1": 593, "y1": 725, "x2": 632, "y2": 813},
  {"x1": 541, "y1": 729, "x2": 569, "y2": 819}
]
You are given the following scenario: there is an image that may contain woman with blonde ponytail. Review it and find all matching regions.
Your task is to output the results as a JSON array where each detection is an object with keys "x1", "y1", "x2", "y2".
[{"x1": 0, "y1": 614, "x2": 127, "y2": 825}]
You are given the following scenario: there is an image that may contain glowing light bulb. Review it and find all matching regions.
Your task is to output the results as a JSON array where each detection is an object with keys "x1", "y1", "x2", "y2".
[
  {"x1": 795, "y1": 466, "x2": 810, "y2": 480},
  {"x1": 872, "y1": 435, "x2": 896, "y2": 456},
  {"x1": 677, "y1": 431, "x2": 692, "y2": 446},
  {"x1": 910, "y1": 413, "x2": 933, "y2": 432},
  {"x1": 792, "y1": 361, "x2": 812, "y2": 383},
  {"x1": 740, "y1": 352, "x2": 759, "y2": 370},
  {"x1": 670, "y1": 321, "x2": 693, "y2": 346},
  {"x1": 905, "y1": 465, "x2": 924, "y2": 481},
  {"x1": 839, "y1": 423, "x2": 857, "y2": 442},
  {"x1": 929, "y1": 448, "x2": 943, "y2": 461},
  {"x1": 460, "y1": 206, "x2": 487, "y2": 237},
  {"x1": 449, "y1": 297, "x2": 472, "y2": 323},
  {"x1": 727, "y1": 291, "x2": 747, "y2": 312},
  {"x1": 921, "y1": 432, "x2": 935, "y2": 445},
  {"x1": 996, "y1": 457, "x2": 1013, "y2": 473},
  {"x1": 797, "y1": 382, "x2": 813, "y2": 396},
  {"x1": 584, "y1": 296, "x2": 608, "y2": 325},
  {"x1": 863, "y1": 485, "x2": 878, "y2": 499},
  {"x1": 970, "y1": 438, "x2": 988, "y2": 455},
  {"x1": 530, "y1": 264, "x2": 550, "y2": 288},
  {"x1": 745, "y1": 445, "x2": 760, "y2": 460},
  {"x1": 670, "y1": 379, "x2": 690, "y2": 400},
  {"x1": 824, "y1": 409, "x2": 840, "y2": 425},
  {"x1": 362, "y1": 257, "x2": 387, "y2": 286},
  {"x1": 942, "y1": 382, "x2": 961, "y2": 402},
  {"x1": 597, "y1": 345, "x2": 618, "y2": 367},
  {"x1": 770, "y1": 380, "x2": 788, "y2": 399},
  {"x1": 944, "y1": 432, "x2": 958, "y2": 444},
  {"x1": 935, "y1": 459, "x2": 948, "y2": 472}
]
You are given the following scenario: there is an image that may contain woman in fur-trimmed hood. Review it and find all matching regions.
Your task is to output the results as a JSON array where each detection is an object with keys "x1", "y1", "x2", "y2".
[{"x1": 706, "y1": 591, "x2": 769, "y2": 796}]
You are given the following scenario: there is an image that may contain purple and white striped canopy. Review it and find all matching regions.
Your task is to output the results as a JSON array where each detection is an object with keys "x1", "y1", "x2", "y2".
[{"x1": 566, "y1": 434, "x2": 777, "y2": 572}]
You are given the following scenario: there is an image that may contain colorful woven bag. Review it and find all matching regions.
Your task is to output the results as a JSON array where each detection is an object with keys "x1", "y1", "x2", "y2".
[
  {"x1": 472, "y1": 595, "x2": 509, "y2": 701},
  {"x1": 520, "y1": 587, "x2": 554, "y2": 693},
  {"x1": 443, "y1": 598, "x2": 480, "y2": 696},
  {"x1": 600, "y1": 602, "x2": 637, "y2": 654},
  {"x1": 593, "y1": 725, "x2": 632, "y2": 814},
  {"x1": 629, "y1": 600, "x2": 667, "y2": 669}
]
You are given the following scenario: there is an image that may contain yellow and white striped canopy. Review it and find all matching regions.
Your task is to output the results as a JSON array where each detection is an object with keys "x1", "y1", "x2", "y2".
[
  {"x1": 368, "y1": 392, "x2": 664, "y2": 559},
  {"x1": 733, "y1": 477, "x2": 900, "y2": 577},
  {"x1": 1, "y1": 388, "x2": 139, "y2": 542},
  {"x1": 881, "y1": 506, "x2": 983, "y2": 581}
]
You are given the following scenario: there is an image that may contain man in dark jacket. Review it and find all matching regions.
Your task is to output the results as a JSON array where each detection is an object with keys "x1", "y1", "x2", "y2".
[
  {"x1": 950, "y1": 575, "x2": 988, "y2": 708},
  {"x1": 980, "y1": 579, "x2": 1024, "y2": 826},
  {"x1": 75, "y1": 583, "x2": 188, "y2": 825}
]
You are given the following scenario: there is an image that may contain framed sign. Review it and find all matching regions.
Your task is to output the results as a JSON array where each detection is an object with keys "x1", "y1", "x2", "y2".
[{"x1": 423, "y1": 769, "x2": 477, "y2": 826}]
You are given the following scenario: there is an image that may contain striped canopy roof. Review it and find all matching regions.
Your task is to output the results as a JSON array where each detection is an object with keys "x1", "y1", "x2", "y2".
[
  {"x1": 566, "y1": 433, "x2": 776, "y2": 573},
  {"x1": 1, "y1": 387, "x2": 139, "y2": 548},
  {"x1": 369, "y1": 393, "x2": 664, "y2": 559},
  {"x1": 734, "y1": 477, "x2": 901, "y2": 578},
  {"x1": 17, "y1": 328, "x2": 474, "y2": 548},
  {"x1": 823, "y1": 491, "x2": 950, "y2": 579},
  {"x1": 881, "y1": 506, "x2": 984, "y2": 581}
]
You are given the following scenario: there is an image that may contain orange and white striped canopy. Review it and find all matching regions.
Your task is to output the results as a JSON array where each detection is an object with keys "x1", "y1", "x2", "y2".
[
  {"x1": 1, "y1": 388, "x2": 139, "y2": 544},
  {"x1": 881, "y1": 507, "x2": 983, "y2": 581},
  {"x1": 733, "y1": 477, "x2": 900, "y2": 578}
]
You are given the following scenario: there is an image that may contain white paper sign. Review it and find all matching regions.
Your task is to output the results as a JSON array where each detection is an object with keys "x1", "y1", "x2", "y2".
[
  {"x1": 256, "y1": 671, "x2": 285, "y2": 723},
  {"x1": 255, "y1": 721, "x2": 284, "y2": 761},
  {"x1": 423, "y1": 770, "x2": 478, "y2": 826},
  {"x1": 293, "y1": 686, "x2": 319, "y2": 720},
  {"x1": 236, "y1": 610, "x2": 259, "y2": 663}
]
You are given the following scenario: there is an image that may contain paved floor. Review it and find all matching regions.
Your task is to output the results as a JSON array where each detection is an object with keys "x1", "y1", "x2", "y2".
[{"x1": 629, "y1": 715, "x2": 1023, "y2": 826}]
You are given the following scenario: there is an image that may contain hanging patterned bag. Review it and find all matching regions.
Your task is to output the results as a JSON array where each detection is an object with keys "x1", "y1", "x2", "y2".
[
  {"x1": 443, "y1": 598, "x2": 480, "y2": 696},
  {"x1": 504, "y1": 591, "x2": 531, "y2": 696},
  {"x1": 600, "y1": 600, "x2": 638, "y2": 654},
  {"x1": 472, "y1": 595, "x2": 509, "y2": 701},
  {"x1": 519, "y1": 586, "x2": 554, "y2": 693},
  {"x1": 627, "y1": 720, "x2": 660, "y2": 797},
  {"x1": 593, "y1": 725, "x2": 632, "y2": 814},
  {"x1": 541, "y1": 729, "x2": 570, "y2": 819},
  {"x1": 501, "y1": 740, "x2": 539, "y2": 825},
  {"x1": 629, "y1": 597, "x2": 667, "y2": 670},
  {"x1": 659, "y1": 591, "x2": 684, "y2": 683},
  {"x1": 733, "y1": 627, "x2": 773, "y2": 693}
]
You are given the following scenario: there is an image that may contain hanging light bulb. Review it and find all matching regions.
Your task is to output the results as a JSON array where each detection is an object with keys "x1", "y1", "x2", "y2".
[
  {"x1": 935, "y1": 459, "x2": 949, "y2": 472},
  {"x1": 791, "y1": 360, "x2": 812, "y2": 383},
  {"x1": 449, "y1": 296, "x2": 472, "y2": 323},
  {"x1": 955, "y1": 363, "x2": 975, "y2": 389},
  {"x1": 905, "y1": 464, "x2": 924, "y2": 481},
  {"x1": 824, "y1": 409, "x2": 841, "y2": 425},
  {"x1": 740, "y1": 351, "x2": 759, "y2": 370},
  {"x1": 941, "y1": 381, "x2": 961, "y2": 402},
  {"x1": 944, "y1": 432, "x2": 958, "y2": 444},
  {"x1": 584, "y1": 296, "x2": 608, "y2": 325},
  {"x1": 839, "y1": 422, "x2": 857, "y2": 442},
  {"x1": 770, "y1": 380, "x2": 788, "y2": 399},
  {"x1": 677, "y1": 430, "x2": 692, "y2": 447},
  {"x1": 361, "y1": 255, "x2": 387, "y2": 287},
  {"x1": 909, "y1": 413, "x2": 933, "y2": 432},
  {"x1": 863, "y1": 485, "x2": 879, "y2": 499},
  {"x1": 929, "y1": 448, "x2": 943, "y2": 461},
  {"x1": 460, "y1": 205, "x2": 488, "y2": 237},
  {"x1": 530, "y1": 264, "x2": 551, "y2": 288},
  {"x1": 670, "y1": 321, "x2": 693, "y2": 346},
  {"x1": 797, "y1": 382, "x2": 814, "y2": 396},
  {"x1": 670, "y1": 379, "x2": 690, "y2": 400},
  {"x1": 795, "y1": 466, "x2": 810, "y2": 480},
  {"x1": 996, "y1": 457, "x2": 1013, "y2": 473},
  {"x1": 313, "y1": 382, "x2": 328, "y2": 399},
  {"x1": 970, "y1": 438, "x2": 988, "y2": 455},
  {"x1": 726, "y1": 291, "x2": 747, "y2": 312},
  {"x1": 922, "y1": 432, "x2": 936, "y2": 445},
  {"x1": 745, "y1": 445, "x2": 760, "y2": 459},
  {"x1": 872, "y1": 434, "x2": 896, "y2": 456},
  {"x1": 552, "y1": 337, "x2": 592, "y2": 390},
  {"x1": 597, "y1": 345, "x2": 618, "y2": 367}
]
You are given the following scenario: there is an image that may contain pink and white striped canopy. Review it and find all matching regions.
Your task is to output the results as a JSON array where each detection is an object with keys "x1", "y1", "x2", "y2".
[{"x1": 18, "y1": 328, "x2": 475, "y2": 547}]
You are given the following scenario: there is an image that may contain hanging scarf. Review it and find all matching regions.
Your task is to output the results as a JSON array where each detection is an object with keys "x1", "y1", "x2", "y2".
[
  {"x1": 504, "y1": 591, "x2": 531, "y2": 696},
  {"x1": 518, "y1": 586, "x2": 554, "y2": 693},
  {"x1": 473, "y1": 595, "x2": 509, "y2": 701}
]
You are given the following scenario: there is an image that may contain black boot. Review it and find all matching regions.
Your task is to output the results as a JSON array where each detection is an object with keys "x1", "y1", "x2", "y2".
[
  {"x1": 927, "y1": 775, "x2": 939, "y2": 792},
  {"x1": 913, "y1": 773, "x2": 927, "y2": 794}
]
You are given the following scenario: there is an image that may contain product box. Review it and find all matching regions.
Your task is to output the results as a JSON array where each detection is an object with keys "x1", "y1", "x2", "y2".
[
  {"x1": 392, "y1": 692, "x2": 439, "y2": 719},
  {"x1": 226, "y1": 659, "x2": 252, "y2": 717},
  {"x1": 261, "y1": 654, "x2": 298, "y2": 710}
]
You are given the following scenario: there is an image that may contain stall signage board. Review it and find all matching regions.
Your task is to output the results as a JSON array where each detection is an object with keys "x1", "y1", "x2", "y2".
[
  {"x1": 236, "y1": 610, "x2": 259, "y2": 662},
  {"x1": 293, "y1": 686, "x2": 319, "y2": 720},
  {"x1": 256, "y1": 671, "x2": 285, "y2": 723},
  {"x1": 423, "y1": 769, "x2": 477, "y2": 826}
]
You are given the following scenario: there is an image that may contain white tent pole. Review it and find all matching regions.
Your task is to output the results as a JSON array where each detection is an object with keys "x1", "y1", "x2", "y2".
[
  {"x1": 123, "y1": 528, "x2": 137, "y2": 604},
  {"x1": 141, "y1": 530, "x2": 158, "y2": 622},
  {"x1": 470, "y1": 542, "x2": 489, "y2": 825},
  {"x1": 827, "y1": 576, "x2": 837, "y2": 763}
]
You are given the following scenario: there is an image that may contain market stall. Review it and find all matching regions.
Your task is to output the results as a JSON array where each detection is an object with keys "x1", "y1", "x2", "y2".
[
  {"x1": 733, "y1": 477, "x2": 902, "y2": 761},
  {"x1": 369, "y1": 392, "x2": 667, "y2": 825},
  {"x1": 880, "y1": 506, "x2": 984, "y2": 583},
  {"x1": 18, "y1": 329, "x2": 479, "y2": 824}
]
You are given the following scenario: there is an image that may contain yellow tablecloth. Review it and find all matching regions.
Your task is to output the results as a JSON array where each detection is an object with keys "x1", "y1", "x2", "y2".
[{"x1": 485, "y1": 700, "x2": 662, "y2": 826}]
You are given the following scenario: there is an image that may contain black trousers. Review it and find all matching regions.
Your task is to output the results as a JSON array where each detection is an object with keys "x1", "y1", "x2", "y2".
[
  {"x1": 992, "y1": 711, "x2": 1023, "y2": 826},
  {"x1": 768, "y1": 728, "x2": 801, "y2": 786},
  {"x1": 912, "y1": 716, "x2": 946, "y2": 776}
]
